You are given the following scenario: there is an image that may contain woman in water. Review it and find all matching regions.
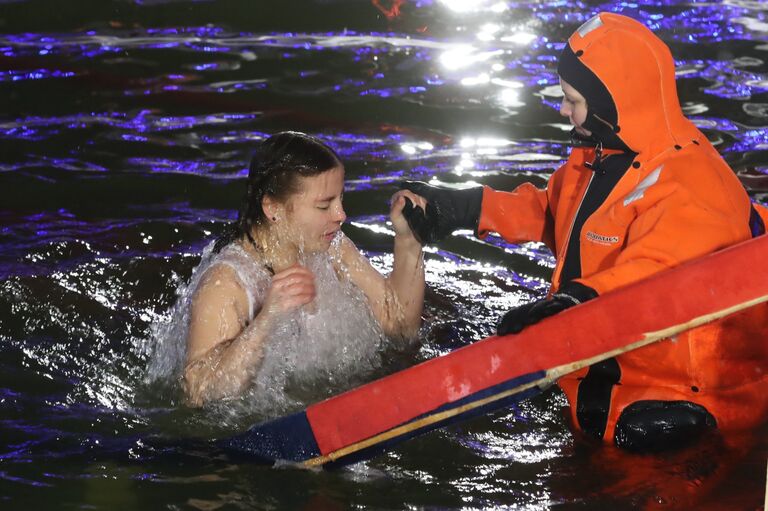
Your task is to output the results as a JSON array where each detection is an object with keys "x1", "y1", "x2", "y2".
[{"x1": 182, "y1": 131, "x2": 425, "y2": 408}]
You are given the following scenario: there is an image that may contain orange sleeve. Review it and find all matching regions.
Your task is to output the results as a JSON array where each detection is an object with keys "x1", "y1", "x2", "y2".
[
  {"x1": 477, "y1": 183, "x2": 555, "y2": 252},
  {"x1": 578, "y1": 185, "x2": 751, "y2": 295}
]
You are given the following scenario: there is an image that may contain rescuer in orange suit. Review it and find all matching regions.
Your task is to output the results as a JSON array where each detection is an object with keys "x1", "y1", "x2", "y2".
[{"x1": 401, "y1": 12, "x2": 768, "y2": 452}]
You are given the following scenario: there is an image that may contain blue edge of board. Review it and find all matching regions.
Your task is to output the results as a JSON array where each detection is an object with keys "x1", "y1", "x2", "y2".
[{"x1": 219, "y1": 370, "x2": 546, "y2": 468}]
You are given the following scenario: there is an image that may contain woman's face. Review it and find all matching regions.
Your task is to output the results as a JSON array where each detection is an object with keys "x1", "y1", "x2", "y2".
[
  {"x1": 274, "y1": 165, "x2": 347, "y2": 253},
  {"x1": 559, "y1": 79, "x2": 591, "y2": 137}
]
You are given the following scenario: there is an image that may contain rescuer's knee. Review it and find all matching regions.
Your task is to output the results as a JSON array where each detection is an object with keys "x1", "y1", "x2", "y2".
[{"x1": 614, "y1": 400, "x2": 716, "y2": 453}]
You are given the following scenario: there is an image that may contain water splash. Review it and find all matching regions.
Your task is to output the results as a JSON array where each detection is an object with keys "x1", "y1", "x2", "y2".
[{"x1": 145, "y1": 234, "x2": 390, "y2": 428}]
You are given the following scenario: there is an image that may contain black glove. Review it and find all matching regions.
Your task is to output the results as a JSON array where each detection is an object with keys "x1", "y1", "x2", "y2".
[
  {"x1": 497, "y1": 281, "x2": 598, "y2": 335},
  {"x1": 399, "y1": 181, "x2": 483, "y2": 244}
]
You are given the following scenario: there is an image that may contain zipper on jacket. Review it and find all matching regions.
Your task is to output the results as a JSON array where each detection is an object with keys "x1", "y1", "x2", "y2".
[
  {"x1": 553, "y1": 171, "x2": 595, "y2": 289},
  {"x1": 555, "y1": 151, "x2": 637, "y2": 287}
]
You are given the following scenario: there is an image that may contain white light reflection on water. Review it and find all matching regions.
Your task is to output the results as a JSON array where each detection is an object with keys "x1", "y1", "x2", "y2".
[
  {"x1": 439, "y1": 46, "x2": 502, "y2": 70},
  {"x1": 493, "y1": 78, "x2": 525, "y2": 89},
  {"x1": 455, "y1": 136, "x2": 520, "y2": 171},
  {"x1": 461, "y1": 72, "x2": 491, "y2": 86},
  {"x1": 400, "y1": 141, "x2": 434, "y2": 155},
  {"x1": 744, "y1": 103, "x2": 768, "y2": 119},
  {"x1": 733, "y1": 17, "x2": 768, "y2": 32},
  {"x1": 425, "y1": 258, "x2": 539, "y2": 307},
  {"x1": 477, "y1": 23, "x2": 503, "y2": 42},
  {"x1": 440, "y1": 0, "x2": 508, "y2": 14},
  {"x1": 468, "y1": 429, "x2": 564, "y2": 464},
  {"x1": 538, "y1": 84, "x2": 563, "y2": 99},
  {"x1": 500, "y1": 32, "x2": 538, "y2": 45},
  {"x1": 683, "y1": 102, "x2": 710, "y2": 115},
  {"x1": 440, "y1": 19, "x2": 538, "y2": 112},
  {"x1": 725, "y1": 0, "x2": 768, "y2": 9},
  {"x1": 455, "y1": 154, "x2": 475, "y2": 173},
  {"x1": 461, "y1": 136, "x2": 514, "y2": 148},
  {"x1": 506, "y1": 153, "x2": 562, "y2": 162},
  {"x1": 498, "y1": 88, "x2": 524, "y2": 108}
]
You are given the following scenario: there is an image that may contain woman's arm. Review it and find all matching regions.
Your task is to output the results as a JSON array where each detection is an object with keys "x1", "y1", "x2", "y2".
[
  {"x1": 184, "y1": 263, "x2": 315, "y2": 406},
  {"x1": 339, "y1": 190, "x2": 426, "y2": 338},
  {"x1": 183, "y1": 264, "x2": 270, "y2": 406}
]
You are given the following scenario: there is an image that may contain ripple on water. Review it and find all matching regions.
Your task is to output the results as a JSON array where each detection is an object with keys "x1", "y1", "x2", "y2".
[{"x1": 743, "y1": 103, "x2": 768, "y2": 118}]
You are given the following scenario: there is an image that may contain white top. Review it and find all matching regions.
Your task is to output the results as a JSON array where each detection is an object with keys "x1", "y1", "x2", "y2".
[{"x1": 147, "y1": 233, "x2": 386, "y2": 418}]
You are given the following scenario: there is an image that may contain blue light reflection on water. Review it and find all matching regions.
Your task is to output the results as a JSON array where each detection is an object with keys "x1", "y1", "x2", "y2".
[{"x1": 2, "y1": 69, "x2": 77, "y2": 82}]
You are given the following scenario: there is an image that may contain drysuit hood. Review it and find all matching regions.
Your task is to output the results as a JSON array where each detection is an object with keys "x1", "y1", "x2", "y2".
[{"x1": 557, "y1": 13, "x2": 699, "y2": 156}]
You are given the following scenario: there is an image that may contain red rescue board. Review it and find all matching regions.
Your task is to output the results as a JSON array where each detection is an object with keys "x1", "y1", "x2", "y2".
[{"x1": 223, "y1": 235, "x2": 768, "y2": 467}]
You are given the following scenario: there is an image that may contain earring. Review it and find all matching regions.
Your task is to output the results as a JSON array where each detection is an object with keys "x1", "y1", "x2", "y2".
[{"x1": 272, "y1": 216, "x2": 277, "y2": 221}]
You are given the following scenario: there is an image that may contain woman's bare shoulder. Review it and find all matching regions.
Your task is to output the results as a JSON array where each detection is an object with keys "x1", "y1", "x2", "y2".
[
  {"x1": 332, "y1": 231, "x2": 386, "y2": 295},
  {"x1": 333, "y1": 232, "x2": 366, "y2": 265},
  {"x1": 198, "y1": 262, "x2": 244, "y2": 291},
  {"x1": 192, "y1": 263, "x2": 249, "y2": 315}
]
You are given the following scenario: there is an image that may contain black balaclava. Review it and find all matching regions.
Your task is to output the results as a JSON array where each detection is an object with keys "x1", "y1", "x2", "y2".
[{"x1": 557, "y1": 45, "x2": 631, "y2": 152}]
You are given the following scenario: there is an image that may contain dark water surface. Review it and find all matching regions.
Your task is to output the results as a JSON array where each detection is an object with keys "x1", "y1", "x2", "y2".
[{"x1": 2, "y1": 0, "x2": 768, "y2": 509}]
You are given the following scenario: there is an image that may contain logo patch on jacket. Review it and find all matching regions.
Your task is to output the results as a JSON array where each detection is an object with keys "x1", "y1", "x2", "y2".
[{"x1": 585, "y1": 231, "x2": 620, "y2": 245}]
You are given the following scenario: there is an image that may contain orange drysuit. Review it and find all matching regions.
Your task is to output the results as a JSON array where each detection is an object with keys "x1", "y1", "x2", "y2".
[{"x1": 477, "y1": 13, "x2": 768, "y2": 444}]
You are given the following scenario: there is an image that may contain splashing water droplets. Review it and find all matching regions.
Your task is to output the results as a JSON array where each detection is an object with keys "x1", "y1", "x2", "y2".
[{"x1": 146, "y1": 235, "x2": 387, "y2": 425}]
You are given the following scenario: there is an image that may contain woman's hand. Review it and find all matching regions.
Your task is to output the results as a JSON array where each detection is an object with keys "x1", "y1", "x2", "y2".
[
  {"x1": 261, "y1": 264, "x2": 316, "y2": 318},
  {"x1": 390, "y1": 189, "x2": 427, "y2": 241}
]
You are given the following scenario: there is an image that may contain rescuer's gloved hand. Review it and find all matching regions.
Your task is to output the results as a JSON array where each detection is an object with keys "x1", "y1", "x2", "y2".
[
  {"x1": 399, "y1": 181, "x2": 484, "y2": 244},
  {"x1": 497, "y1": 281, "x2": 598, "y2": 335}
]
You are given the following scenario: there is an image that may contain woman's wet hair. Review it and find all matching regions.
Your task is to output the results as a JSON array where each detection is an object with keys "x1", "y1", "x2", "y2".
[{"x1": 213, "y1": 131, "x2": 342, "y2": 253}]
